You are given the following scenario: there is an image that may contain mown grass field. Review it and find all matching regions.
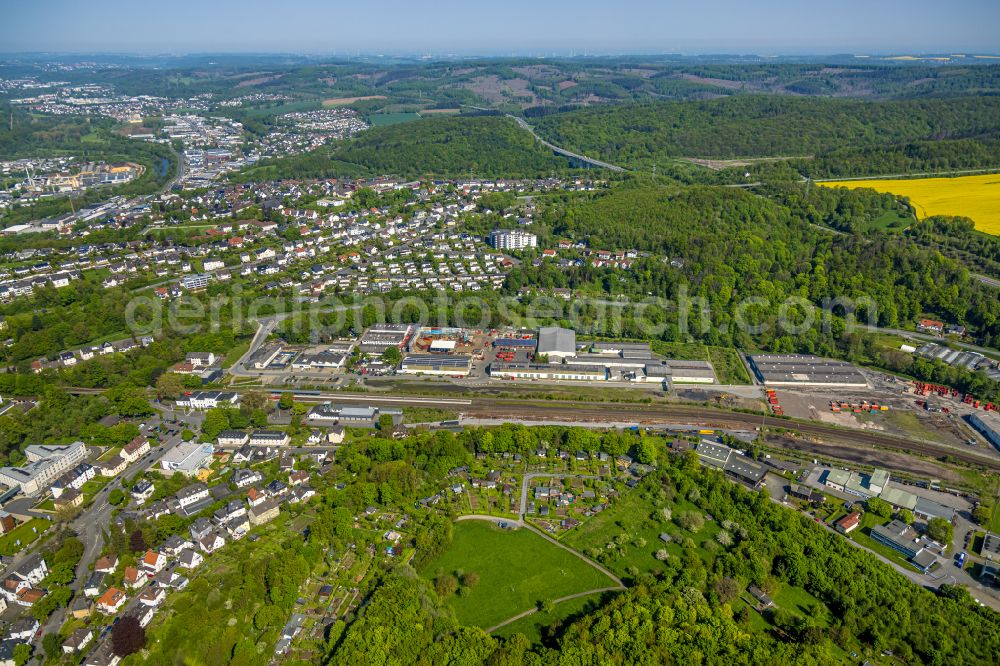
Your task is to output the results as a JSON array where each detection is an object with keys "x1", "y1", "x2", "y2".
[
  {"x1": 420, "y1": 521, "x2": 614, "y2": 628},
  {"x1": 492, "y1": 590, "x2": 610, "y2": 643},
  {"x1": 819, "y1": 173, "x2": 1000, "y2": 235}
]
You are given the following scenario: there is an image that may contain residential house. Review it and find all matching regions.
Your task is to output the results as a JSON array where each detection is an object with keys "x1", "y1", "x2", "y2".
[
  {"x1": 250, "y1": 430, "x2": 290, "y2": 447},
  {"x1": 95, "y1": 587, "x2": 126, "y2": 614},
  {"x1": 62, "y1": 627, "x2": 94, "y2": 654},
  {"x1": 83, "y1": 571, "x2": 106, "y2": 598},
  {"x1": 123, "y1": 566, "x2": 143, "y2": 591},
  {"x1": 246, "y1": 487, "x2": 266, "y2": 508},
  {"x1": 836, "y1": 512, "x2": 862, "y2": 534},
  {"x1": 93, "y1": 555, "x2": 117, "y2": 574},
  {"x1": 138, "y1": 586, "x2": 166, "y2": 607},
  {"x1": 141, "y1": 550, "x2": 167, "y2": 576},
  {"x1": 249, "y1": 498, "x2": 280, "y2": 526},
  {"x1": 231, "y1": 468, "x2": 262, "y2": 489},
  {"x1": 199, "y1": 533, "x2": 225, "y2": 554},
  {"x1": 216, "y1": 430, "x2": 250, "y2": 448},
  {"x1": 177, "y1": 549, "x2": 203, "y2": 569},
  {"x1": 122, "y1": 436, "x2": 150, "y2": 463},
  {"x1": 98, "y1": 455, "x2": 127, "y2": 477}
]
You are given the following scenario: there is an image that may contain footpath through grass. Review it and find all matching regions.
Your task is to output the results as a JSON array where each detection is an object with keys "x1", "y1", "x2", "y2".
[
  {"x1": 492, "y1": 590, "x2": 611, "y2": 643},
  {"x1": 420, "y1": 520, "x2": 615, "y2": 629}
]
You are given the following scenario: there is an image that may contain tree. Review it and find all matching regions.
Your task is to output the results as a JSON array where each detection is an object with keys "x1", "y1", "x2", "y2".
[
  {"x1": 12, "y1": 644, "x2": 30, "y2": 666},
  {"x1": 927, "y1": 517, "x2": 954, "y2": 546},
  {"x1": 130, "y1": 529, "x2": 147, "y2": 553},
  {"x1": 201, "y1": 409, "x2": 230, "y2": 440},
  {"x1": 108, "y1": 488, "x2": 125, "y2": 506},
  {"x1": 181, "y1": 429, "x2": 195, "y2": 441},
  {"x1": 155, "y1": 372, "x2": 185, "y2": 400},
  {"x1": 242, "y1": 390, "x2": 269, "y2": 412},
  {"x1": 461, "y1": 572, "x2": 480, "y2": 588},
  {"x1": 897, "y1": 509, "x2": 914, "y2": 525},
  {"x1": 675, "y1": 510, "x2": 704, "y2": 533},
  {"x1": 971, "y1": 502, "x2": 993, "y2": 525},
  {"x1": 42, "y1": 632, "x2": 62, "y2": 660},
  {"x1": 278, "y1": 392, "x2": 294, "y2": 410},
  {"x1": 434, "y1": 574, "x2": 458, "y2": 599},
  {"x1": 381, "y1": 346, "x2": 402, "y2": 365},
  {"x1": 634, "y1": 437, "x2": 658, "y2": 466},
  {"x1": 112, "y1": 615, "x2": 147, "y2": 657},
  {"x1": 377, "y1": 414, "x2": 394, "y2": 431},
  {"x1": 865, "y1": 497, "x2": 892, "y2": 518}
]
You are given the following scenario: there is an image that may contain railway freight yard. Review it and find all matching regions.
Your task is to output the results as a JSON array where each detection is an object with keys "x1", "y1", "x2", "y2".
[{"x1": 225, "y1": 323, "x2": 1000, "y2": 469}]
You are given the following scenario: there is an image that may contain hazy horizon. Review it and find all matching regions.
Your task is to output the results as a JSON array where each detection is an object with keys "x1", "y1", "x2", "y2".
[{"x1": 2, "y1": 0, "x2": 999, "y2": 56}]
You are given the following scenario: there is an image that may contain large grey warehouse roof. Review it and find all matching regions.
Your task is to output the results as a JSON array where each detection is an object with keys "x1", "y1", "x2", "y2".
[
  {"x1": 536, "y1": 327, "x2": 576, "y2": 355},
  {"x1": 748, "y1": 354, "x2": 867, "y2": 387},
  {"x1": 401, "y1": 354, "x2": 472, "y2": 369}
]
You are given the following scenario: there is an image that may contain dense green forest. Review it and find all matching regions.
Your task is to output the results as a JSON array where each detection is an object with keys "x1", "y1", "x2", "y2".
[
  {"x1": 236, "y1": 115, "x2": 571, "y2": 181},
  {"x1": 532, "y1": 96, "x2": 1000, "y2": 175}
]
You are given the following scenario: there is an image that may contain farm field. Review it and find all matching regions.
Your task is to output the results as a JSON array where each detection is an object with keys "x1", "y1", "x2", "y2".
[
  {"x1": 818, "y1": 173, "x2": 1000, "y2": 235},
  {"x1": 419, "y1": 520, "x2": 615, "y2": 629},
  {"x1": 322, "y1": 95, "x2": 388, "y2": 106}
]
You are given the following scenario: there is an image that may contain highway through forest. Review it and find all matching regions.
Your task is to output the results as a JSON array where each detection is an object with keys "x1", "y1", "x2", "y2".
[{"x1": 506, "y1": 115, "x2": 626, "y2": 172}]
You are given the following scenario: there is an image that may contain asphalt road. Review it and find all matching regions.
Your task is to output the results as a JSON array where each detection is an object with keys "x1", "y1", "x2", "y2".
[{"x1": 27, "y1": 411, "x2": 201, "y2": 648}]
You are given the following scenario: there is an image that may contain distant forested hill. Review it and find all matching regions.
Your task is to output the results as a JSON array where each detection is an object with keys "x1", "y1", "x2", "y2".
[
  {"x1": 236, "y1": 115, "x2": 571, "y2": 181},
  {"x1": 532, "y1": 96, "x2": 1000, "y2": 175}
]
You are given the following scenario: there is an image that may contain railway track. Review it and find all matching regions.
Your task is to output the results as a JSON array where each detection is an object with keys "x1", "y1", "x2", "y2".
[
  {"x1": 462, "y1": 400, "x2": 1000, "y2": 471},
  {"x1": 60, "y1": 386, "x2": 1000, "y2": 471}
]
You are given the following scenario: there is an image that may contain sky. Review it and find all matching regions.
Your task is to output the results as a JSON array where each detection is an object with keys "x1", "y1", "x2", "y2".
[{"x1": 1, "y1": 0, "x2": 998, "y2": 56}]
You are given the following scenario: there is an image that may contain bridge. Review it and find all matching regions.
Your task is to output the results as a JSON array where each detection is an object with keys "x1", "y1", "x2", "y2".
[{"x1": 504, "y1": 114, "x2": 626, "y2": 172}]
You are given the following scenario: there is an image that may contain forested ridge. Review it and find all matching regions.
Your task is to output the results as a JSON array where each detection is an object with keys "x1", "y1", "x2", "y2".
[
  {"x1": 236, "y1": 115, "x2": 571, "y2": 181},
  {"x1": 532, "y1": 96, "x2": 1000, "y2": 175}
]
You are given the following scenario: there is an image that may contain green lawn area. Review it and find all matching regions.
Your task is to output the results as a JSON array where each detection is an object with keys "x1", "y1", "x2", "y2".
[
  {"x1": 493, "y1": 590, "x2": 613, "y2": 643},
  {"x1": 223, "y1": 339, "x2": 253, "y2": 369},
  {"x1": 0, "y1": 518, "x2": 50, "y2": 556},
  {"x1": 772, "y1": 584, "x2": 828, "y2": 624},
  {"x1": 80, "y1": 477, "x2": 112, "y2": 503},
  {"x1": 867, "y1": 209, "x2": 913, "y2": 232},
  {"x1": 648, "y1": 341, "x2": 749, "y2": 385},
  {"x1": 97, "y1": 447, "x2": 122, "y2": 462},
  {"x1": 420, "y1": 521, "x2": 615, "y2": 629}
]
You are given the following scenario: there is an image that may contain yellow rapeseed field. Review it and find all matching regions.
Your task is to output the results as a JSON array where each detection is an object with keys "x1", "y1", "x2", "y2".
[{"x1": 819, "y1": 173, "x2": 1000, "y2": 235}]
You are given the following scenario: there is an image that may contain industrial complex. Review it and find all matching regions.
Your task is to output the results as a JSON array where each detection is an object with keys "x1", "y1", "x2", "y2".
[{"x1": 748, "y1": 354, "x2": 868, "y2": 387}]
